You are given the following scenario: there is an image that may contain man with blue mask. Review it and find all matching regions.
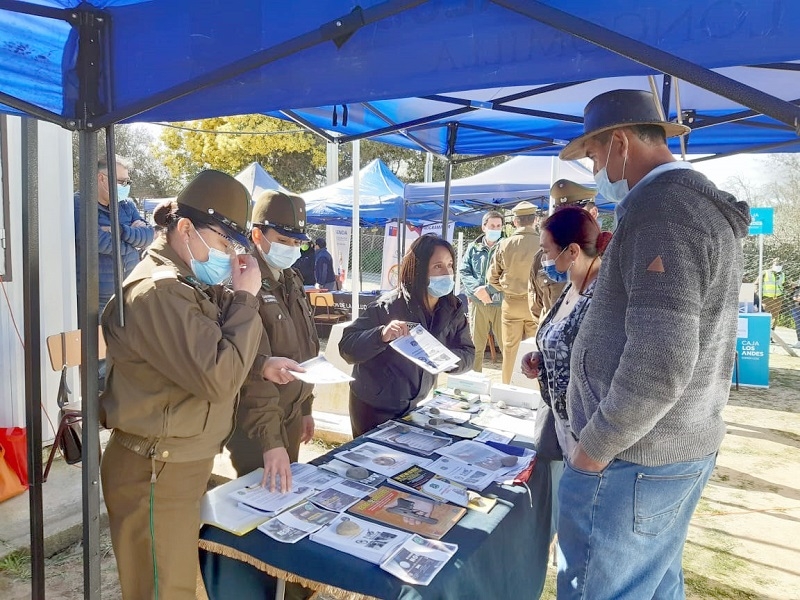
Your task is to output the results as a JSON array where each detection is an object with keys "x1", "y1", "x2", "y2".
[
  {"x1": 459, "y1": 210, "x2": 505, "y2": 372},
  {"x1": 556, "y1": 89, "x2": 751, "y2": 600},
  {"x1": 529, "y1": 180, "x2": 599, "y2": 325},
  {"x1": 488, "y1": 201, "x2": 540, "y2": 384},
  {"x1": 228, "y1": 190, "x2": 321, "y2": 498},
  {"x1": 74, "y1": 154, "x2": 154, "y2": 318}
]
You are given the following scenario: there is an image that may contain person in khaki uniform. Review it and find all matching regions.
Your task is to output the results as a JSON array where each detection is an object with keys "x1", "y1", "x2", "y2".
[
  {"x1": 529, "y1": 180, "x2": 599, "y2": 323},
  {"x1": 227, "y1": 190, "x2": 321, "y2": 493},
  {"x1": 488, "y1": 201, "x2": 540, "y2": 384},
  {"x1": 100, "y1": 170, "x2": 263, "y2": 600}
]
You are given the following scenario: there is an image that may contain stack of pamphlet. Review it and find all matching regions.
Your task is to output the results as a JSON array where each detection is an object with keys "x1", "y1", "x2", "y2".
[
  {"x1": 318, "y1": 458, "x2": 386, "y2": 487},
  {"x1": 348, "y1": 485, "x2": 466, "y2": 540},
  {"x1": 434, "y1": 440, "x2": 535, "y2": 483},
  {"x1": 200, "y1": 469, "x2": 272, "y2": 535},
  {"x1": 379, "y1": 535, "x2": 459, "y2": 586},
  {"x1": 425, "y1": 456, "x2": 496, "y2": 491},
  {"x1": 336, "y1": 442, "x2": 432, "y2": 477},
  {"x1": 366, "y1": 421, "x2": 452, "y2": 455},
  {"x1": 309, "y1": 479, "x2": 376, "y2": 512},
  {"x1": 258, "y1": 502, "x2": 339, "y2": 544},
  {"x1": 310, "y1": 513, "x2": 411, "y2": 564},
  {"x1": 390, "y1": 465, "x2": 470, "y2": 507}
]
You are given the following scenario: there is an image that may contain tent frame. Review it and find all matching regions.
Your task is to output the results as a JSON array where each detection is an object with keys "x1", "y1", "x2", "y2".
[{"x1": 1, "y1": 1, "x2": 799, "y2": 599}]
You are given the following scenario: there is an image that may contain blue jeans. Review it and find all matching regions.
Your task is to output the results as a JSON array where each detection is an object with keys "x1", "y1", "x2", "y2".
[
  {"x1": 557, "y1": 453, "x2": 716, "y2": 600},
  {"x1": 791, "y1": 305, "x2": 800, "y2": 338}
]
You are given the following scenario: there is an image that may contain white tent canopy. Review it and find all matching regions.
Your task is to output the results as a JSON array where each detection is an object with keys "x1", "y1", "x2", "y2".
[{"x1": 235, "y1": 161, "x2": 290, "y2": 198}]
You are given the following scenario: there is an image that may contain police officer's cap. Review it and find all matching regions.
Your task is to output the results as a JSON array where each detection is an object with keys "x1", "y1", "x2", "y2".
[
  {"x1": 550, "y1": 179, "x2": 598, "y2": 206},
  {"x1": 512, "y1": 201, "x2": 537, "y2": 217},
  {"x1": 176, "y1": 170, "x2": 251, "y2": 248},
  {"x1": 252, "y1": 190, "x2": 309, "y2": 241}
]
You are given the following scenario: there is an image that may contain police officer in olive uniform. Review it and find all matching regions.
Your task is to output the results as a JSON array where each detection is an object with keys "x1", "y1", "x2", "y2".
[
  {"x1": 488, "y1": 201, "x2": 540, "y2": 384},
  {"x1": 101, "y1": 171, "x2": 263, "y2": 600},
  {"x1": 227, "y1": 190, "x2": 321, "y2": 494},
  {"x1": 529, "y1": 179, "x2": 599, "y2": 323}
]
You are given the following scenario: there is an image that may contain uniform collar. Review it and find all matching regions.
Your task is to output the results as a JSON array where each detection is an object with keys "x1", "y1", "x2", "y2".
[{"x1": 146, "y1": 236, "x2": 197, "y2": 282}]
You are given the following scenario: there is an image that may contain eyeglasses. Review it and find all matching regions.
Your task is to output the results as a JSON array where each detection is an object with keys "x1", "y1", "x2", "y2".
[
  {"x1": 205, "y1": 227, "x2": 246, "y2": 255},
  {"x1": 100, "y1": 173, "x2": 132, "y2": 186}
]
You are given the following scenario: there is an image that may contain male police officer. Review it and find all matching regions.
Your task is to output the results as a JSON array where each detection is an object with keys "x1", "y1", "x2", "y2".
[
  {"x1": 529, "y1": 180, "x2": 598, "y2": 323},
  {"x1": 488, "y1": 201, "x2": 539, "y2": 384},
  {"x1": 227, "y1": 190, "x2": 320, "y2": 493}
]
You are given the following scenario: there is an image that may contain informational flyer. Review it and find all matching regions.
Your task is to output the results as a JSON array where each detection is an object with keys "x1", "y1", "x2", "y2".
[
  {"x1": 380, "y1": 535, "x2": 459, "y2": 586},
  {"x1": 289, "y1": 356, "x2": 354, "y2": 384},
  {"x1": 390, "y1": 324, "x2": 461, "y2": 375},
  {"x1": 257, "y1": 502, "x2": 339, "y2": 544}
]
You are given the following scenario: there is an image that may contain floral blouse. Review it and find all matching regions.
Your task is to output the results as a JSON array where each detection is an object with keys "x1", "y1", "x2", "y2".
[{"x1": 536, "y1": 279, "x2": 597, "y2": 458}]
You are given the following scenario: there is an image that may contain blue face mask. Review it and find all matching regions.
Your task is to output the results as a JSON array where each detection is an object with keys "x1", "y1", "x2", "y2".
[
  {"x1": 428, "y1": 274, "x2": 455, "y2": 298},
  {"x1": 117, "y1": 184, "x2": 131, "y2": 202},
  {"x1": 260, "y1": 239, "x2": 301, "y2": 270},
  {"x1": 484, "y1": 229, "x2": 502, "y2": 243},
  {"x1": 188, "y1": 228, "x2": 232, "y2": 285},
  {"x1": 594, "y1": 139, "x2": 629, "y2": 204},
  {"x1": 541, "y1": 247, "x2": 569, "y2": 283}
]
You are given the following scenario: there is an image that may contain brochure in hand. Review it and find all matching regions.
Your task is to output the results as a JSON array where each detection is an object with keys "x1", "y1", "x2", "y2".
[
  {"x1": 336, "y1": 442, "x2": 432, "y2": 477},
  {"x1": 318, "y1": 458, "x2": 387, "y2": 488},
  {"x1": 289, "y1": 356, "x2": 354, "y2": 384},
  {"x1": 310, "y1": 513, "x2": 411, "y2": 565},
  {"x1": 390, "y1": 465, "x2": 470, "y2": 507},
  {"x1": 309, "y1": 479, "x2": 377, "y2": 512},
  {"x1": 379, "y1": 535, "x2": 459, "y2": 586},
  {"x1": 389, "y1": 324, "x2": 461, "y2": 375},
  {"x1": 230, "y1": 463, "x2": 342, "y2": 516},
  {"x1": 366, "y1": 421, "x2": 452, "y2": 456},
  {"x1": 257, "y1": 502, "x2": 339, "y2": 544},
  {"x1": 348, "y1": 485, "x2": 466, "y2": 540}
]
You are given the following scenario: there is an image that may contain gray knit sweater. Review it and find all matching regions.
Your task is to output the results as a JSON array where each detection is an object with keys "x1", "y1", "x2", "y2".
[{"x1": 567, "y1": 168, "x2": 750, "y2": 466}]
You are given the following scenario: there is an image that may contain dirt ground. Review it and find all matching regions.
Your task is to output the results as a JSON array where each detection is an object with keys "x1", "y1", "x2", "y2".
[{"x1": 1, "y1": 350, "x2": 798, "y2": 599}]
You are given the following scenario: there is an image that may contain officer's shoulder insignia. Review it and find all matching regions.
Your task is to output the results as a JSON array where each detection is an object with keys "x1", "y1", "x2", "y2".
[
  {"x1": 151, "y1": 266, "x2": 178, "y2": 282},
  {"x1": 260, "y1": 293, "x2": 278, "y2": 303}
]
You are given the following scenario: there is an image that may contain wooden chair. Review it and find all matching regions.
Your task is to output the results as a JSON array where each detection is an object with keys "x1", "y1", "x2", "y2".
[
  {"x1": 43, "y1": 327, "x2": 106, "y2": 482},
  {"x1": 311, "y1": 292, "x2": 348, "y2": 336}
]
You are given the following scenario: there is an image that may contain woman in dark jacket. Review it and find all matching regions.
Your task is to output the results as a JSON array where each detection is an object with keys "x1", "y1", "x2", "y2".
[{"x1": 340, "y1": 234, "x2": 475, "y2": 437}]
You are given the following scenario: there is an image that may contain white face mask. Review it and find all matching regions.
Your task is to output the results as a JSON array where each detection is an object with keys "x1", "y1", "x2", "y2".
[
  {"x1": 594, "y1": 138, "x2": 629, "y2": 204},
  {"x1": 260, "y1": 238, "x2": 301, "y2": 270}
]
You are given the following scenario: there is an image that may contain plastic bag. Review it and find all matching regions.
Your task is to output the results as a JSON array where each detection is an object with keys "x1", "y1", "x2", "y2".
[
  {"x1": 0, "y1": 427, "x2": 27, "y2": 486},
  {"x1": 0, "y1": 445, "x2": 26, "y2": 502}
]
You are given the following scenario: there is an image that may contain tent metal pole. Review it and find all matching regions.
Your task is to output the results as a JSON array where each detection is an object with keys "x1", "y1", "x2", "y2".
[
  {"x1": 398, "y1": 191, "x2": 407, "y2": 279},
  {"x1": 0, "y1": 0, "x2": 72, "y2": 20},
  {"x1": 21, "y1": 116, "x2": 45, "y2": 600},
  {"x1": 92, "y1": 0, "x2": 429, "y2": 129},
  {"x1": 105, "y1": 126, "x2": 125, "y2": 327},
  {"x1": 281, "y1": 110, "x2": 336, "y2": 144},
  {"x1": 351, "y1": 140, "x2": 361, "y2": 318},
  {"x1": 0, "y1": 91, "x2": 69, "y2": 128},
  {"x1": 692, "y1": 98, "x2": 800, "y2": 130},
  {"x1": 78, "y1": 130, "x2": 102, "y2": 600},
  {"x1": 359, "y1": 102, "x2": 440, "y2": 156},
  {"x1": 661, "y1": 75, "x2": 673, "y2": 121},
  {"x1": 492, "y1": 0, "x2": 800, "y2": 133},
  {"x1": 441, "y1": 160, "x2": 453, "y2": 237},
  {"x1": 689, "y1": 138, "x2": 800, "y2": 162}
]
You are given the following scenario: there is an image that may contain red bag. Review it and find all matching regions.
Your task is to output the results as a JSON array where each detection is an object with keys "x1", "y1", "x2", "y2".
[
  {"x1": 0, "y1": 445, "x2": 25, "y2": 502},
  {"x1": 0, "y1": 427, "x2": 28, "y2": 487}
]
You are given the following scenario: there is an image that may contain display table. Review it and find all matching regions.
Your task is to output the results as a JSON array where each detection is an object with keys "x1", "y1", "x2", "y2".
[{"x1": 199, "y1": 436, "x2": 552, "y2": 600}]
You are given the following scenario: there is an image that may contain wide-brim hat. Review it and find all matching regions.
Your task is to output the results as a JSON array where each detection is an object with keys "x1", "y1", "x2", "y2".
[
  {"x1": 560, "y1": 89, "x2": 691, "y2": 160},
  {"x1": 176, "y1": 170, "x2": 251, "y2": 248},
  {"x1": 550, "y1": 179, "x2": 598, "y2": 206},
  {"x1": 252, "y1": 190, "x2": 309, "y2": 241},
  {"x1": 512, "y1": 200, "x2": 537, "y2": 216}
]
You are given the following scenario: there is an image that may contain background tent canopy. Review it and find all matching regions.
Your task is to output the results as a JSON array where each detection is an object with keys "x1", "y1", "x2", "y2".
[
  {"x1": 404, "y1": 156, "x2": 608, "y2": 212},
  {"x1": 303, "y1": 158, "x2": 465, "y2": 226}
]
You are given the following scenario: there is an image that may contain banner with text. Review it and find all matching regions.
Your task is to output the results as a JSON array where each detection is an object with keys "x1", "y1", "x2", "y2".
[
  {"x1": 327, "y1": 226, "x2": 352, "y2": 290},
  {"x1": 380, "y1": 221, "x2": 455, "y2": 290}
]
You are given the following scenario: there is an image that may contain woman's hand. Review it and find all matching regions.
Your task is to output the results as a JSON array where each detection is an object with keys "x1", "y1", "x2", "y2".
[
  {"x1": 300, "y1": 415, "x2": 315, "y2": 444},
  {"x1": 520, "y1": 351, "x2": 542, "y2": 379},
  {"x1": 262, "y1": 357, "x2": 303, "y2": 384},
  {"x1": 381, "y1": 320, "x2": 410, "y2": 343},
  {"x1": 261, "y1": 447, "x2": 292, "y2": 493},
  {"x1": 231, "y1": 254, "x2": 262, "y2": 296}
]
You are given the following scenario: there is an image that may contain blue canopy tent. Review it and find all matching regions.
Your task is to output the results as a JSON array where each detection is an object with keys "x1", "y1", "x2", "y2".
[
  {"x1": 2, "y1": 1, "x2": 800, "y2": 597},
  {"x1": 404, "y1": 156, "x2": 609, "y2": 217}
]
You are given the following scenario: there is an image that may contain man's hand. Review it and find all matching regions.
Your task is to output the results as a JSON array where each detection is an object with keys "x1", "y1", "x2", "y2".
[
  {"x1": 520, "y1": 351, "x2": 541, "y2": 379},
  {"x1": 100, "y1": 226, "x2": 111, "y2": 233},
  {"x1": 569, "y1": 443, "x2": 609, "y2": 474},
  {"x1": 131, "y1": 220, "x2": 149, "y2": 228},
  {"x1": 381, "y1": 320, "x2": 410, "y2": 343},
  {"x1": 300, "y1": 415, "x2": 315, "y2": 444},
  {"x1": 231, "y1": 254, "x2": 262, "y2": 296},
  {"x1": 474, "y1": 286, "x2": 493, "y2": 305},
  {"x1": 261, "y1": 447, "x2": 291, "y2": 493},
  {"x1": 262, "y1": 357, "x2": 303, "y2": 384}
]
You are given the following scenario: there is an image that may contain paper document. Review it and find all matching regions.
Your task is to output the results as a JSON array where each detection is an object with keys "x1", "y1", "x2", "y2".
[
  {"x1": 200, "y1": 469, "x2": 272, "y2": 535},
  {"x1": 390, "y1": 324, "x2": 461, "y2": 375},
  {"x1": 336, "y1": 442, "x2": 432, "y2": 477},
  {"x1": 257, "y1": 502, "x2": 338, "y2": 544},
  {"x1": 380, "y1": 535, "x2": 458, "y2": 586},
  {"x1": 366, "y1": 421, "x2": 452, "y2": 455},
  {"x1": 290, "y1": 356, "x2": 354, "y2": 384}
]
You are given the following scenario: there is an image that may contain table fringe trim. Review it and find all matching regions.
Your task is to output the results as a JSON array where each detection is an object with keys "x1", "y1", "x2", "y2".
[{"x1": 198, "y1": 539, "x2": 381, "y2": 600}]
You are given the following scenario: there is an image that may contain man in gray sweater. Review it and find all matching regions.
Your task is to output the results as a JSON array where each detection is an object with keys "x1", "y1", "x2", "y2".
[{"x1": 556, "y1": 90, "x2": 750, "y2": 599}]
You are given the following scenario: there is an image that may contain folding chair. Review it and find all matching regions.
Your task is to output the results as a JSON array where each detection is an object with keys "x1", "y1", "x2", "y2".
[
  {"x1": 43, "y1": 328, "x2": 106, "y2": 482},
  {"x1": 311, "y1": 292, "x2": 348, "y2": 336}
]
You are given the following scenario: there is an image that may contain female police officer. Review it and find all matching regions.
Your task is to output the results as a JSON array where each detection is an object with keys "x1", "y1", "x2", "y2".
[{"x1": 100, "y1": 170, "x2": 263, "y2": 599}]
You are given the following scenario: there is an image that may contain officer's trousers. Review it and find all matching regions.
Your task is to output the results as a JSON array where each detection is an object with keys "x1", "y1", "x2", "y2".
[
  {"x1": 226, "y1": 408, "x2": 304, "y2": 476},
  {"x1": 468, "y1": 300, "x2": 503, "y2": 372},
  {"x1": 101, "y1": 433, "x2": 214, "y2": 600},
  {"x1": 500, "y1": 294, "x2": 537, "y2": 384}
]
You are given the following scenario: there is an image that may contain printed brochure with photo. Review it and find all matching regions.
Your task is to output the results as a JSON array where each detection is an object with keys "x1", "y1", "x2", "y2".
[
  {"x1": 390, "y1": 465, "x2": 470, "y2": 507},
  {"x1": 336, "y1": 442, "x2": 432, "y2": 477},
  {"x1": 310, "y1": 514, "x2": 411, "y2": 565},
  {"x1": 310, "y1": 479, "x2": 376, "y2": 512},
  {"x1": 318, "y1": 458, "x2": 387, "y2": 488},
  {"x1": 257, "y1": 502, "x2": 339, "y2": 544},
  {"x1": 425, "y1": 456, "x2": 496, "y2": 492},
  {"x1": 289, "y1": 356, "x2": 354, "y2": 384},
  {"x1": 380, "y1": 535, "x2": 459, "y2": 586},
  {"x1": 389, "y1": 324, "x2": 461, "y2": 375},
  {"x1": 366, "y1": 421, "x2": 452, "y2": 456}
]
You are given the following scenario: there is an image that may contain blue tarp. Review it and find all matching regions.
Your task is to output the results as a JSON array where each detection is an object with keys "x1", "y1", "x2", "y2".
[{"x1": 1, "y1": 1, "x2": 799, "y2": 159}]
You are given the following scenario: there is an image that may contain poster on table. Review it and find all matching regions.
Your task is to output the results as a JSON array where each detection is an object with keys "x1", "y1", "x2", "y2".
[
  {"x1": 326, "y1": 226, "x2": 352, "y2": 289},
  {"x1": 380, "y1": 221, "x2": 455, "y2": 290}
]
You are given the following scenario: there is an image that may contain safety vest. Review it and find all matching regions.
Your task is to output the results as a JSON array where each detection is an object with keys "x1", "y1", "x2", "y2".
[{"x1": 762, "y1": 270, "x2": 785, "y2": 298}]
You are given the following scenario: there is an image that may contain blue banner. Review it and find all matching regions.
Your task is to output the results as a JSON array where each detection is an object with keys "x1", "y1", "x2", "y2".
[
  {"x1": 748, "y1": 207, "x2": 774, "y2": 235},
  {"x1": 733, "y1": 313, "x2": 771, "y2": 388}
]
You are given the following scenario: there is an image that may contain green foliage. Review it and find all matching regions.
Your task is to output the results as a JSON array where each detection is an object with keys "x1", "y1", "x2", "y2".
[{"x1": 0, "y1": 550, "x2": 31, "y2": 580}]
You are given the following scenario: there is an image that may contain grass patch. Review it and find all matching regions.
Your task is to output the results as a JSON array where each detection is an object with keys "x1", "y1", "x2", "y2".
[
  {"x1": 309, "y1": 438, "x2": 342, "y2": 452},
  {"x1": 685, "y1": 571, "x2": 761, "y2": 599},
  {"x1": 0, "y1": 550, "x2": 30, "y2": 580}
]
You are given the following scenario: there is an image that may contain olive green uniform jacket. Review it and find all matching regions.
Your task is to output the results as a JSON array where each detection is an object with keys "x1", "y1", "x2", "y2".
[
  {"x1": 236, "y1": 254, "x2": 320, "y2": 453},
  {"x1": 100, "y1": 237, "x2": 263, "y2": 462},
  {"x1": 528, "y1": 248, "x2": 567, "y2": 322},
  {"x1": 487, "y1": 226, "x2": 540, "y2": 298}
]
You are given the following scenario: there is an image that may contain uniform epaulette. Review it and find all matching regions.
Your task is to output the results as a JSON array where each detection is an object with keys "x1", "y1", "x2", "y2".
[{"x1": 151, "y1": 266, "x2": 179, "y2": 283}]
